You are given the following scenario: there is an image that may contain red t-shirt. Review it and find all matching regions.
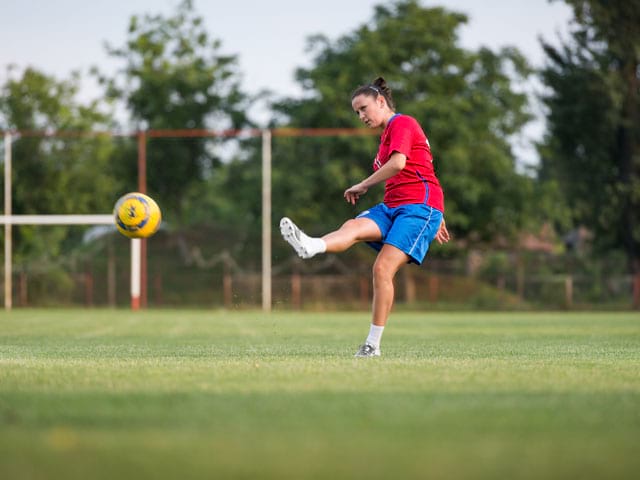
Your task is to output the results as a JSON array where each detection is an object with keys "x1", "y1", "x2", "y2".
[{"x1": 373, "y1": 114, "x2": 444, "y2": 212}]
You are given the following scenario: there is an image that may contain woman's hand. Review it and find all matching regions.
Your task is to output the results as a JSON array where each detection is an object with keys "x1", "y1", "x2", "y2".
[
  {"x1": 344, "y1": 183, "x2": 368, "y2": 205},
  {"x1": 435, "y1": 218, "x2": 450, "y2": 244}
]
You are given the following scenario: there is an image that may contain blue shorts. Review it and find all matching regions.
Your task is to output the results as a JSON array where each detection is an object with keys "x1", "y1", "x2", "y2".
[{"x1": 356, "y1": 203, "x2": 443, "y2": 265}]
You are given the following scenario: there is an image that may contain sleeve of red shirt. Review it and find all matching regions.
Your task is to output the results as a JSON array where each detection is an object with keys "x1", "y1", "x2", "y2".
[{"x1": 388, "y1": 116, "x2": 414, "y2": 158}]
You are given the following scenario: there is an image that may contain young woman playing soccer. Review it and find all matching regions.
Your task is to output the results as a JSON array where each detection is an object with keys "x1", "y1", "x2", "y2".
[{"x1": 280, "y1": 77, "x2": 449, "y2": 357}]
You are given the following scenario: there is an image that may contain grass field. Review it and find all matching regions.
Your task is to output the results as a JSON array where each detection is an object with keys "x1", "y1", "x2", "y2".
[{"x1": 1, "y1": 310, "x2": 639, "y2": 479}]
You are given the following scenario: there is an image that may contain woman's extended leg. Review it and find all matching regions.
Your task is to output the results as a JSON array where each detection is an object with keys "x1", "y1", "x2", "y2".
[{"x1": 280, "y1": 216, "x2": 380, "y2": 258}]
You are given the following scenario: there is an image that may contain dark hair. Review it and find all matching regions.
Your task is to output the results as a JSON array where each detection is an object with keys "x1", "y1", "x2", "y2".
[{"x1": 351, "y1": 77, "x2": 395, "y2": 110}]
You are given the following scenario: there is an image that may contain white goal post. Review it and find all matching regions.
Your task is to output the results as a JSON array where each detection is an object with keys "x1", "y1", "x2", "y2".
[
  {"x1": 1, "y1": 132, "x2": 142, "y2": 310},
  {"x1": 0, "y1": 215, "x2": 113, "y2": 225},
  {"x1": 0, "y1": 214, "x2": 142, "y2": 311}
]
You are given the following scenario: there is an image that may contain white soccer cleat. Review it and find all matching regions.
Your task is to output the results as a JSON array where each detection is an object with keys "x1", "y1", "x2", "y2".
[
  {"x1": 280, "y1": 217, "x2": 315, "y2": 259},
  {"x1": 354, "y1": 343, "x2": 381, "y2": 357}
]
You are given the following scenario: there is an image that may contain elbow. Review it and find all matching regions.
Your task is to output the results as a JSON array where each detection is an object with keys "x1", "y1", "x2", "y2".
[{"x1": 392, "y1": 155, "x2": 406, "y2": 172}]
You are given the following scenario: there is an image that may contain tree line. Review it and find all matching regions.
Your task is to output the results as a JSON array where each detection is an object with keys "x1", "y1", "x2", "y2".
[{"x1": 0, "y1": 0, "x2": 638, "y2": 275}]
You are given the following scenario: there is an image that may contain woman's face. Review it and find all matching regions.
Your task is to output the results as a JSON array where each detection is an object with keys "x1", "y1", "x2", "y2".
[{"x1": 351, "y1": 94, "x2": 387, "y2": 128}]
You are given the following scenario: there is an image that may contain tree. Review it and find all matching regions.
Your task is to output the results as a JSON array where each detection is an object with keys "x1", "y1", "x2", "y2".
[
  {"x1": 539, "y1": 0, "x2": 640, "y2": 272},
  {"x1": 0, "y1": 67, "x2": 117, "y2": 262},
  {"x1": 264, "y1": 0, "x2": 535, "y2": 244},
  {"x1": 99, "y1": 0, "x2": 250, "y2": 220}
]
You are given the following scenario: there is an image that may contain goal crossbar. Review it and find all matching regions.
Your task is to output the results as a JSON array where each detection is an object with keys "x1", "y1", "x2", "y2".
[{"x1": 0, "y1": 214, "x2": 113, "y2": 225}]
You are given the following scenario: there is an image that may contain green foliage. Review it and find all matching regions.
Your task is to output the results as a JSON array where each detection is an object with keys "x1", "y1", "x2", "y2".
[
  {"x1": 21, "y1": 267, "x2": 75, "y2": 305},
  {"x1": 539, "y1": 0, "x2": 640, "y2": 271},
  {"x1": 99, "y1": 0, "x2": 250, "y2": 220},
  {"x1": 262, "y1": 0, "x2": 535, "y2": 242}
]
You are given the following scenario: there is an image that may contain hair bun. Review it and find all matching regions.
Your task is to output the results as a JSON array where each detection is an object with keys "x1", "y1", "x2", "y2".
[
  {"x1": 372, "y1": 77, "x2": 391, "y2": 96},
  {"x1": 373, "y1": 77, "x2": 387, "y2": 88}
]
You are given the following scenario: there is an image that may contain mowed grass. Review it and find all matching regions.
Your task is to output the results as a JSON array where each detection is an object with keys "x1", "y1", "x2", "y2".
[{"x1": 0, "y1": 310, "x2": 639, "y2": 480}]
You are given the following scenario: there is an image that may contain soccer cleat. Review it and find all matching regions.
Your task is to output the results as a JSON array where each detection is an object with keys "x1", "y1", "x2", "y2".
[
  {"x1": 280, "y1": 217, "x2": 315, "y2": 259},
  {"x1": 354, "y1": 343, "x2": 381, "y2": 358}
]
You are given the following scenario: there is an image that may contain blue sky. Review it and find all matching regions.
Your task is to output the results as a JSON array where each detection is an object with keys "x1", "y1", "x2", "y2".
[{"x1": 0, "y1": 0, "x2": 574, "y2": 162}]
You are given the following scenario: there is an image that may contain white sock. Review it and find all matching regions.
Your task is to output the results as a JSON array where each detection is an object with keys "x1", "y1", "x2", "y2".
[
  {"x1": 304, "y1": 235, "x2": 326, "y2": 256},
  {"x1": 365, "y1": 324, "x2": 385, "y2": 348}
]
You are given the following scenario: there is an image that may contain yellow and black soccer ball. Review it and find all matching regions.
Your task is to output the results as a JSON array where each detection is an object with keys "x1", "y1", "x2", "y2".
[{"x1": 113, "y1": 192, "x2": 161, "y2": 238}]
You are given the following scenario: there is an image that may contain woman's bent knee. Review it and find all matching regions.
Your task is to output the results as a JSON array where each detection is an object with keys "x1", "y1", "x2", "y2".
[{"x1": 341, "y1": 218, "x2": 380, "y2": 242}]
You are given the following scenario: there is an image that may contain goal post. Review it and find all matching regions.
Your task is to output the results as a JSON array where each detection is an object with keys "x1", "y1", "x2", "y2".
[
  {"x1": 0, "y1": 214, "x2": 143, "y2": 311},
  {"x1": 1, "y1": 131, "x2": 144, "y2": 310},
  {"x1": 0, "y1": 215, "x2": 113, "y2": 225},
  {"x1": 4, "y1": 132, "x2": 11, "y2": 309},
  {"x1": 0, "y1": 129, "x2": 150, "y2": 310}
]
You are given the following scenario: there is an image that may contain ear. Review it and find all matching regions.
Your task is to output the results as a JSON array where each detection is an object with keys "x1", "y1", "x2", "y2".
[{"x1": 377, "y1": 95, "x2": 386, "y2": 109}]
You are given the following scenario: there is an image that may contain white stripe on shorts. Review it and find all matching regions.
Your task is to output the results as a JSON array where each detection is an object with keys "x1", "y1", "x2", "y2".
[{"x1": 408, "y1": 206, "x2": 434, "y2": 257}]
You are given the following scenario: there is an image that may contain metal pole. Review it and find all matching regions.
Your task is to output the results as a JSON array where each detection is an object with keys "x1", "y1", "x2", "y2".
[
  {"x1": 137, "y1": 131, "x2": 147, "y2": 308},
  {"x1": 261, "y1": 129, "x2": 272, "y2": 312},
  {"x1": 4, "y1": 133, "x2": 12, "y2": 310},
  {"x1": 131, "y1": 238, "x2": 141, "y2": 310}
]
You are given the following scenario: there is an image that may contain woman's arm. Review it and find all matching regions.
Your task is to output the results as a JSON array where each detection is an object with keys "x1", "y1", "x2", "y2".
[{"x1": 344, "y1": 152, "x2": 406, "y2": 205}]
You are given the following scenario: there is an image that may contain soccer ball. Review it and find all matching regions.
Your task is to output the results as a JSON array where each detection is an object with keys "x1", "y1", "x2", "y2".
[{"x1": 113, "y1": 192, "x2": 162, "y2": 238}]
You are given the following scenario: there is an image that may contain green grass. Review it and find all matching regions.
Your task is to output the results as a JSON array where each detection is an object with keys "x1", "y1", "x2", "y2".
[{"x1": 1, "y1": 310, "x2": 639, "y2": 479}]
